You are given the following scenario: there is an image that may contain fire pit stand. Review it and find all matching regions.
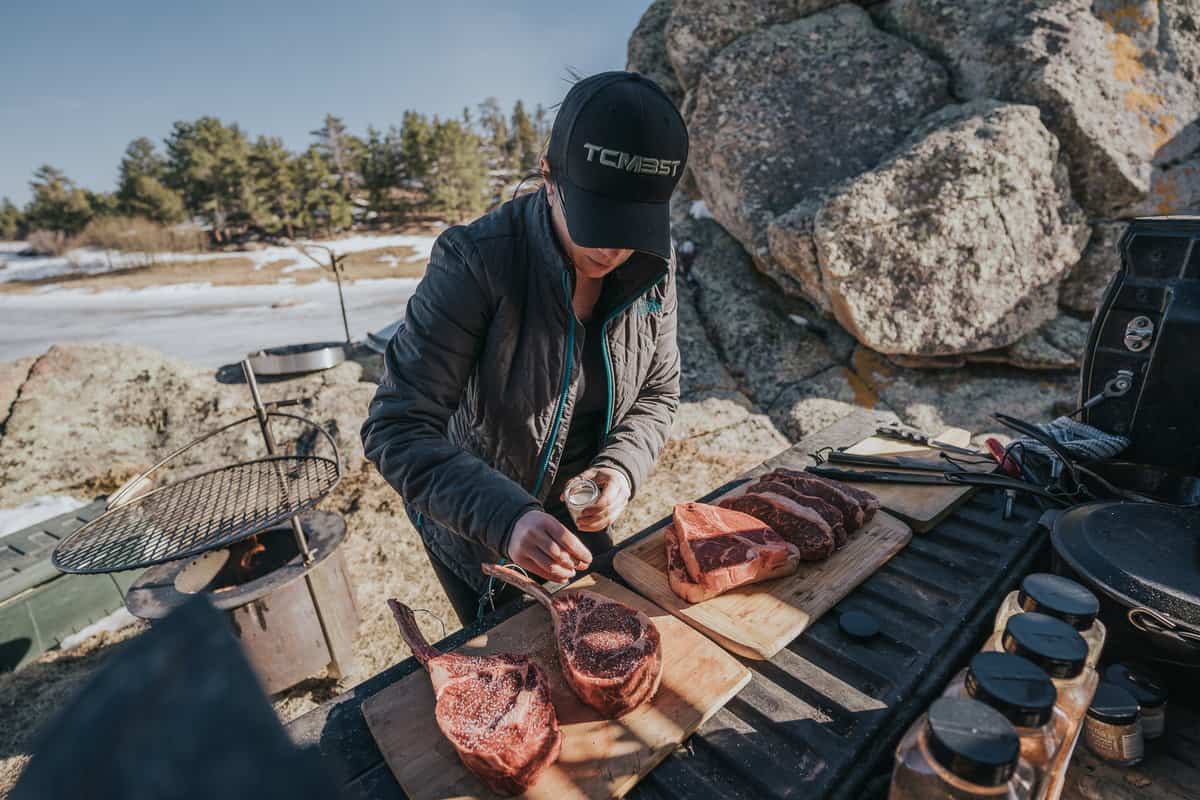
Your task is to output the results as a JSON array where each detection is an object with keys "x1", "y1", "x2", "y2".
[{"x1": 51, "y1": 359, "x2": 358, "y2": 691}]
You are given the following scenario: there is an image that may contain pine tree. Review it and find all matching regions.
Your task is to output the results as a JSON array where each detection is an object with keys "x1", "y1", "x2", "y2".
[
  {"x1": 310, "y1": 114, "x2": 363, "y2": 199},
  {"x1": 163, "y1": 117, "x2": 253, "y2": 241},
  {"x1": 361, "y1": 125, "x2": 403, "y2": 215},
  {"x1": 24, "y1": 165, "x2": 94, "y2": 235},
  {"x1": 476, "y1": 97, "x2": 511, "y2": 171},
  {"x1": 249, "y1": 136, "x2": 299, "y2": 236},
  {"x1": 509, "y1": 100, "x2": 539, "y2": 173},
  {"x1": 0, "y1": 197, "x2": 24, "y2": 240},
  {"x1": 426, "y1": 118, "x2": 488, "y2": 218},
  {"x1": 399, "y1": 110, "x2": 433, "y2": 186},
  {"x1": 293, "y1": 145, "x2": 351, "y2": 235},
  {"x1": 117, "y1": 137, "x2": 185, "y2": 223}
]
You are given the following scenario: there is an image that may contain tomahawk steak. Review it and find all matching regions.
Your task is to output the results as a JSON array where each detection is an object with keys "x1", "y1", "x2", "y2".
[
  {"x1": 481, "y1": 564, "x2": 663, "y2": 718},
  {"x1": 388, "y1": 599, "x2": 561, "y2": 795},
  {"x1": 668, "y1": 501, "x2": 800, "y2": 602}
]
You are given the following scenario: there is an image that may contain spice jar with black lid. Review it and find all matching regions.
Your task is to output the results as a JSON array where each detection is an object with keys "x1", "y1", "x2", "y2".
[
  {"x1": 943, "y1": 653, "x2": 1068, "y2": 797},
  {"x1": 1084, "y1": 681, "x2": 1144, "y2": 766},
  {"x1": 987, "y1": 612, "x2": 1098, "y2": 800},
  {"x1": 890, "y1": 697, "x2": 1035, "y2": 799},
  {"x1": 990, "y1": 573, "x2": 1106, "y2": 669},
  {"x1": 1104, "y1": 663, "x2": 1167, "y2": 740}
]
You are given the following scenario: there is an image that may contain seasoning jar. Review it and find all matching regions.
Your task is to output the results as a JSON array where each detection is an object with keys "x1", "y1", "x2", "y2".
[
  {"x1": 988, "y1": 612, "x2": 1098, "y2": 800},
  {"x1": 942, "y1": 653, "x2": 1067, "y2": 797},
  {"x1": 890, "y1": 697, "x2": 1034, "y2": 799},
  {"x1": 562, "y1": 476, "x2": 600, "y2": 528},
  {"x1": 992, "y1": 574, "x2": 1106, "y2": 670},
  {"x1": 1084, "y1": 681, "x2": 1144, "y2": 766},
  {"x1": 1104, "y1": 663, "x2": 1167, "y2": 740}
]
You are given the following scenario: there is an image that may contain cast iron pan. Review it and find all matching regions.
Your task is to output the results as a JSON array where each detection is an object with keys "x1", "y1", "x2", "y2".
[{"x1": 1051, "y1": 502, "x2": 1200, "y2": 678}]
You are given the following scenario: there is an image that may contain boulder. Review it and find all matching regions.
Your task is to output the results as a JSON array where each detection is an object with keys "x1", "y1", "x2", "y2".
[
  {"x1": 664, "y1": 0, "x2": 844, "y2": 92},
  {"x1": 681, "y1": 216, "x2": 857, "y2": 408},
  {"x1": 1060, "y1": 222, "x2": 1126, "y2": 313},
  {"x1": 688, "y1": 4, "x2": 950, "y2": 265},
  {"x1": 768, "y1": 364, "x2": 887, "y2": 441},
  {"x1": 626, "y1": 0, "x2": 685, "y2": 107},
  {"x1": 878, "y1": 0, "x2": 1200, "y2": 217},
  {"x1": 811, "y1": 101, "x2": 1089, "y2": 355},
  {"x1": 890, "y1": 314, "x2": 1092, "y2": 370}
]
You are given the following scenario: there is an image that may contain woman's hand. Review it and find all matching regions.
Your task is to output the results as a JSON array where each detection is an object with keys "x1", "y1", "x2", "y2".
[
  {"x1": 506, "y1": 510, "x2": 592, "y2": 582},
  {"x1": 567, "y1": 466, "x2": 632, "y2": 532}
]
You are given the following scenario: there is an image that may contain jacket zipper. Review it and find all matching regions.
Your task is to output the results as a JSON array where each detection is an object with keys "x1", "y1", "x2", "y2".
[
  {"x1": 532, "y1": 269, "x2": 577, "y2": 497},
  {"x1": 599, "y1": 274, "x2": 668, "y2": 442}
]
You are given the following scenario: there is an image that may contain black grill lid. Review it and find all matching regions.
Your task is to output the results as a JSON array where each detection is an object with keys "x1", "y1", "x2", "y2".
[
  {"x1": 964, "y1": 652, "x2": 1057, "y2": 728},
  {"x1": 925, "y1": 698, "x2": 1019, "y2": 787},
  {"x1": 1018, "y1": 573, "x2": 1099, "y2": 629},
  {"x1": 1051, "y1": 502, "x2": 1200, "y2": 626},
  {"x1": 1001, "y1": 612, "x2": 1088, "y2": 679}
]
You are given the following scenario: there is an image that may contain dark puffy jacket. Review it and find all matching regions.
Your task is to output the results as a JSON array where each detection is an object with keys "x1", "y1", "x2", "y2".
[{"x1": 361, "y1": 188, "x2": 680, "y2": 592}]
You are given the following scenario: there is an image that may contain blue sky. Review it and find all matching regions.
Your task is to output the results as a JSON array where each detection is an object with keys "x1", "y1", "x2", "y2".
[{"x1": 0, "y1": 0, "x2": 651, "y2": 205}]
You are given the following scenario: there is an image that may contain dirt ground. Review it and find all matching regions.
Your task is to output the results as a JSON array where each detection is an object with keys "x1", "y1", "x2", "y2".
[{"x1": 0, "y1": 245, "x2": 428, "y2": 296}]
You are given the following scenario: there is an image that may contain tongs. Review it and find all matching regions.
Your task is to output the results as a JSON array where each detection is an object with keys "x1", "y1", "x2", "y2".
[{"x1": 805, "y1": 465, "x2": 1072, "y2": 503}]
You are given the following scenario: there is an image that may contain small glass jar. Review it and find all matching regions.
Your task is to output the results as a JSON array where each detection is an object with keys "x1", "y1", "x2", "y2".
[
  {"x1": 993, "y1": 574, "x2": 1106, "y2": 670},
  {"x1": 563, "y1": 476, "x2": 600, "y2": 528},
  {"x1": 1084, "y1": 681, "x2": 1144, "y2": 766},
  {"x1": 1104, "y1": 662, "x2": 1167, "y2": 740},
  {"x1": 987, "y1": 612, "x2": 1098, "y2": 800},
  {"x1": 942, "y1": 652, "x2": 1067, "y2": 798},
  {"x1": 890, "y1": 697, "x2": 1034, "y2": 799}
]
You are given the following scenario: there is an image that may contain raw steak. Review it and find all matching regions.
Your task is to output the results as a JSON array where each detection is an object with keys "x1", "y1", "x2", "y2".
[
  {"x1": 764, "y1": 468, "x2": 880, "y2": 529},
  {"x1": 481, "y1": 565, "x2": 663, "y2": 718},
  {"x1": 728, "y1": 479, "x2": 848, "y2": 547},
  {"x1": 668, "y1": 502, "x2": 800, "y2": 602},
  {"x1": 719, "y1": 493, "x2": 836, "y2": 560},
  {"x1": 389, "y1": 599, "x2": 562, "y2": 795}
]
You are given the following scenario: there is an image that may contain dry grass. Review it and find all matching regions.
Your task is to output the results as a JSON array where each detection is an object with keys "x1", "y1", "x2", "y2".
[
  {"x1": 23, "y1": 230, "x2": 69, "y2": 256},
  {"x1": 70, "y1": 216, "x2": 208, "y2": 254}
]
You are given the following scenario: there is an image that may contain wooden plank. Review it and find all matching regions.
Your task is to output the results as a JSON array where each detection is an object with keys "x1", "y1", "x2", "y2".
[
  {"x1": 836, "y1": 427, "x2": 989, "y2": 532},
  {"x1": 361, "y1": 573, "x2": 750, "y2": 800},
  {"x1": 612, "y1": 502, "x2": 911, "y2": 660}
]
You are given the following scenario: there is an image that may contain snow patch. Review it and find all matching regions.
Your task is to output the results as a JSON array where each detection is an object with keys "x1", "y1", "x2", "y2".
[
  {"x1": 689, "y1": 200, "x2": 712, "y2": 220},
  {"x1": 0, "y1": 495, "x2": 89, "y2": 538},
  {"x1": 60, "y1": 607, "x2": 140, "y2": 651}
]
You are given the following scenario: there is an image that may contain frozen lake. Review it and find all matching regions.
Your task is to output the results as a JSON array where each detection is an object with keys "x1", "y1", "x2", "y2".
[{"x1": 0, "y1": 278, "x2": 418, "y2": 366}]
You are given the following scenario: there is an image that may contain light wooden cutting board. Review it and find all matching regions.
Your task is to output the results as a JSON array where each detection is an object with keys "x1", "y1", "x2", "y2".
[
  {"x1": 361, "y1": 573, "x2": 750, "y2": 800},
  {"x1": 612, "y1": 500, "x2": 911, "y2": 661},
  {"x1": 837, "y1": 427, "x2": 992, "y2": 532}
]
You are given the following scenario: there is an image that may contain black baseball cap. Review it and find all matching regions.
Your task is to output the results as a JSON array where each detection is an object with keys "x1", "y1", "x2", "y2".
[{"x1": 546, "y1": 71, "x2": 688, "y2": 261}]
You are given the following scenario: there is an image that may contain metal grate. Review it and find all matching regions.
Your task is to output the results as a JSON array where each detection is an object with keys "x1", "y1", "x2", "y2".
[{"x1": 52, "y1": 456, "x2": 339, "y2": 574}]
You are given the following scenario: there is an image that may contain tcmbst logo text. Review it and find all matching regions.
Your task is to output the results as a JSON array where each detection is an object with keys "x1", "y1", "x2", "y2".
[{"x1": 583, "y1": 143, "x2": 681, "y2": 177}]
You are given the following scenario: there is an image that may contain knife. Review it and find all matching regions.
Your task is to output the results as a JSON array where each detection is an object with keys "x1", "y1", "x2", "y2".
[{"x1": 874, "y1": 425, "x2": 982, "y2": 457}]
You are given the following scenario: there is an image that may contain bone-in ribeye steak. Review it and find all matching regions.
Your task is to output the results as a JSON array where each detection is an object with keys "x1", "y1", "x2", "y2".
[
  {"x1": 388, "y1": 599, "x2": 561, "y2": 795},
  {"x1": 481, "y1": 565, "x2": 662, "y2": 718},
  {"x1": 667, "y1": 501, "x2": 800, "y2": 602}
]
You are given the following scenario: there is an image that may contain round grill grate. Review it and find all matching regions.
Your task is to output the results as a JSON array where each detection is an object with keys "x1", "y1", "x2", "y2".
[{"x1": 52, "y1": 455, "x2": 339, "y2": 574}]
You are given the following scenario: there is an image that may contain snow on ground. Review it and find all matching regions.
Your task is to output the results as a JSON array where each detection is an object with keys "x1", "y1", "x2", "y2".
[
  {"x1": 59, "y1": 608, "x2": 140, "y2": 651},
  {"x1": 0, "y1": 277, "x2": 420, "y2": 366},
  {"x1": 689, "y1": 200, "x2": 712, "y2": 220},
  {"x1": 0, "y1": 233, "x2": 438, "y2": 283},
  {"x1": 0, "y1": 495, "x2": 89, "y2": 538}
]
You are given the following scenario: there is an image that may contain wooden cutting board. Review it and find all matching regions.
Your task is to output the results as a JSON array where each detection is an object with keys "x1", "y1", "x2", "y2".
[
  {"x1": 361, "y1": 573, "x2": 751, "y2": 800},
  {"x1": 612, "y1": 502, "x2": 911, "y2": 661},
  {"x1": 837, "y1": 427, "x2": 991, "y2": 532}
]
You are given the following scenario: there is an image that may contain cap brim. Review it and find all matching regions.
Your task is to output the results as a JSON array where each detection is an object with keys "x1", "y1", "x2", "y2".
[{"x1": 557, "y1": 180, "x2": 672, "y2": 261}]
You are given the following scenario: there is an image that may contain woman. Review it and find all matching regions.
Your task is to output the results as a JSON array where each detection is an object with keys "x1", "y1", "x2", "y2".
[{"x1": 361, "y1": 71, "x2": 689, "y2": 625}]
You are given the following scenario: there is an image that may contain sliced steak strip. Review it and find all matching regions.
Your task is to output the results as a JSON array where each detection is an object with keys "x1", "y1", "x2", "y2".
[
  {"x1": 481, "y1": 564, "x2": 663, "y2": 718},
  {"x1": 389, "y1": 599, "x2": 561, "y2": 795},
  {"x1": 718, "y1": 493, "x2": 836, "y2": 561},
  {"x1": 748, "y1": 479, "x2": 847, "y2": 547},
  {"x1": 667, "y1": 502, "x2": 800, "y2": 603}
]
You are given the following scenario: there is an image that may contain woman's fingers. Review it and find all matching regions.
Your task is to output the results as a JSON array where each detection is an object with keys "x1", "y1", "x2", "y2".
[
  {"x1": 540, "y1": 520, "x2": 592, "y2": 567},
  {"x1": 518, "y1": 545, "x2": 574, "y2": 582}
]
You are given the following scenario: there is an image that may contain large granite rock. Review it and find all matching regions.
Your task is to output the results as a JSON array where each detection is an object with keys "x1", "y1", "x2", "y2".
[
  {"x1": 879, "y1": 0, "x2": 1200, "y2": 217},
  {"x1": 810, "y1": 101, "x2": 1089, "y2": 355},
  {"x1": 1060, "y1": 222, "x2": 1126, "y2": 313},
  {"x1": 688, "y1": 4, "x2": 950, "y2": 265},
  {"x1": 664, "y1": 0, "x2": 845, "y2": 91},
  {"x1": 626, "y1": 0, "x2": 685, "y2": 107}
]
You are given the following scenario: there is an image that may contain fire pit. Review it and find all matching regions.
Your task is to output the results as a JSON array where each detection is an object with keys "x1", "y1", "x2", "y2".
[
  {"x1": 51, "y1": 360, "x2": 358, "y2": 693},
  {"x1": 125, "y1": 511, "x2": 356, "y2": 693}
]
